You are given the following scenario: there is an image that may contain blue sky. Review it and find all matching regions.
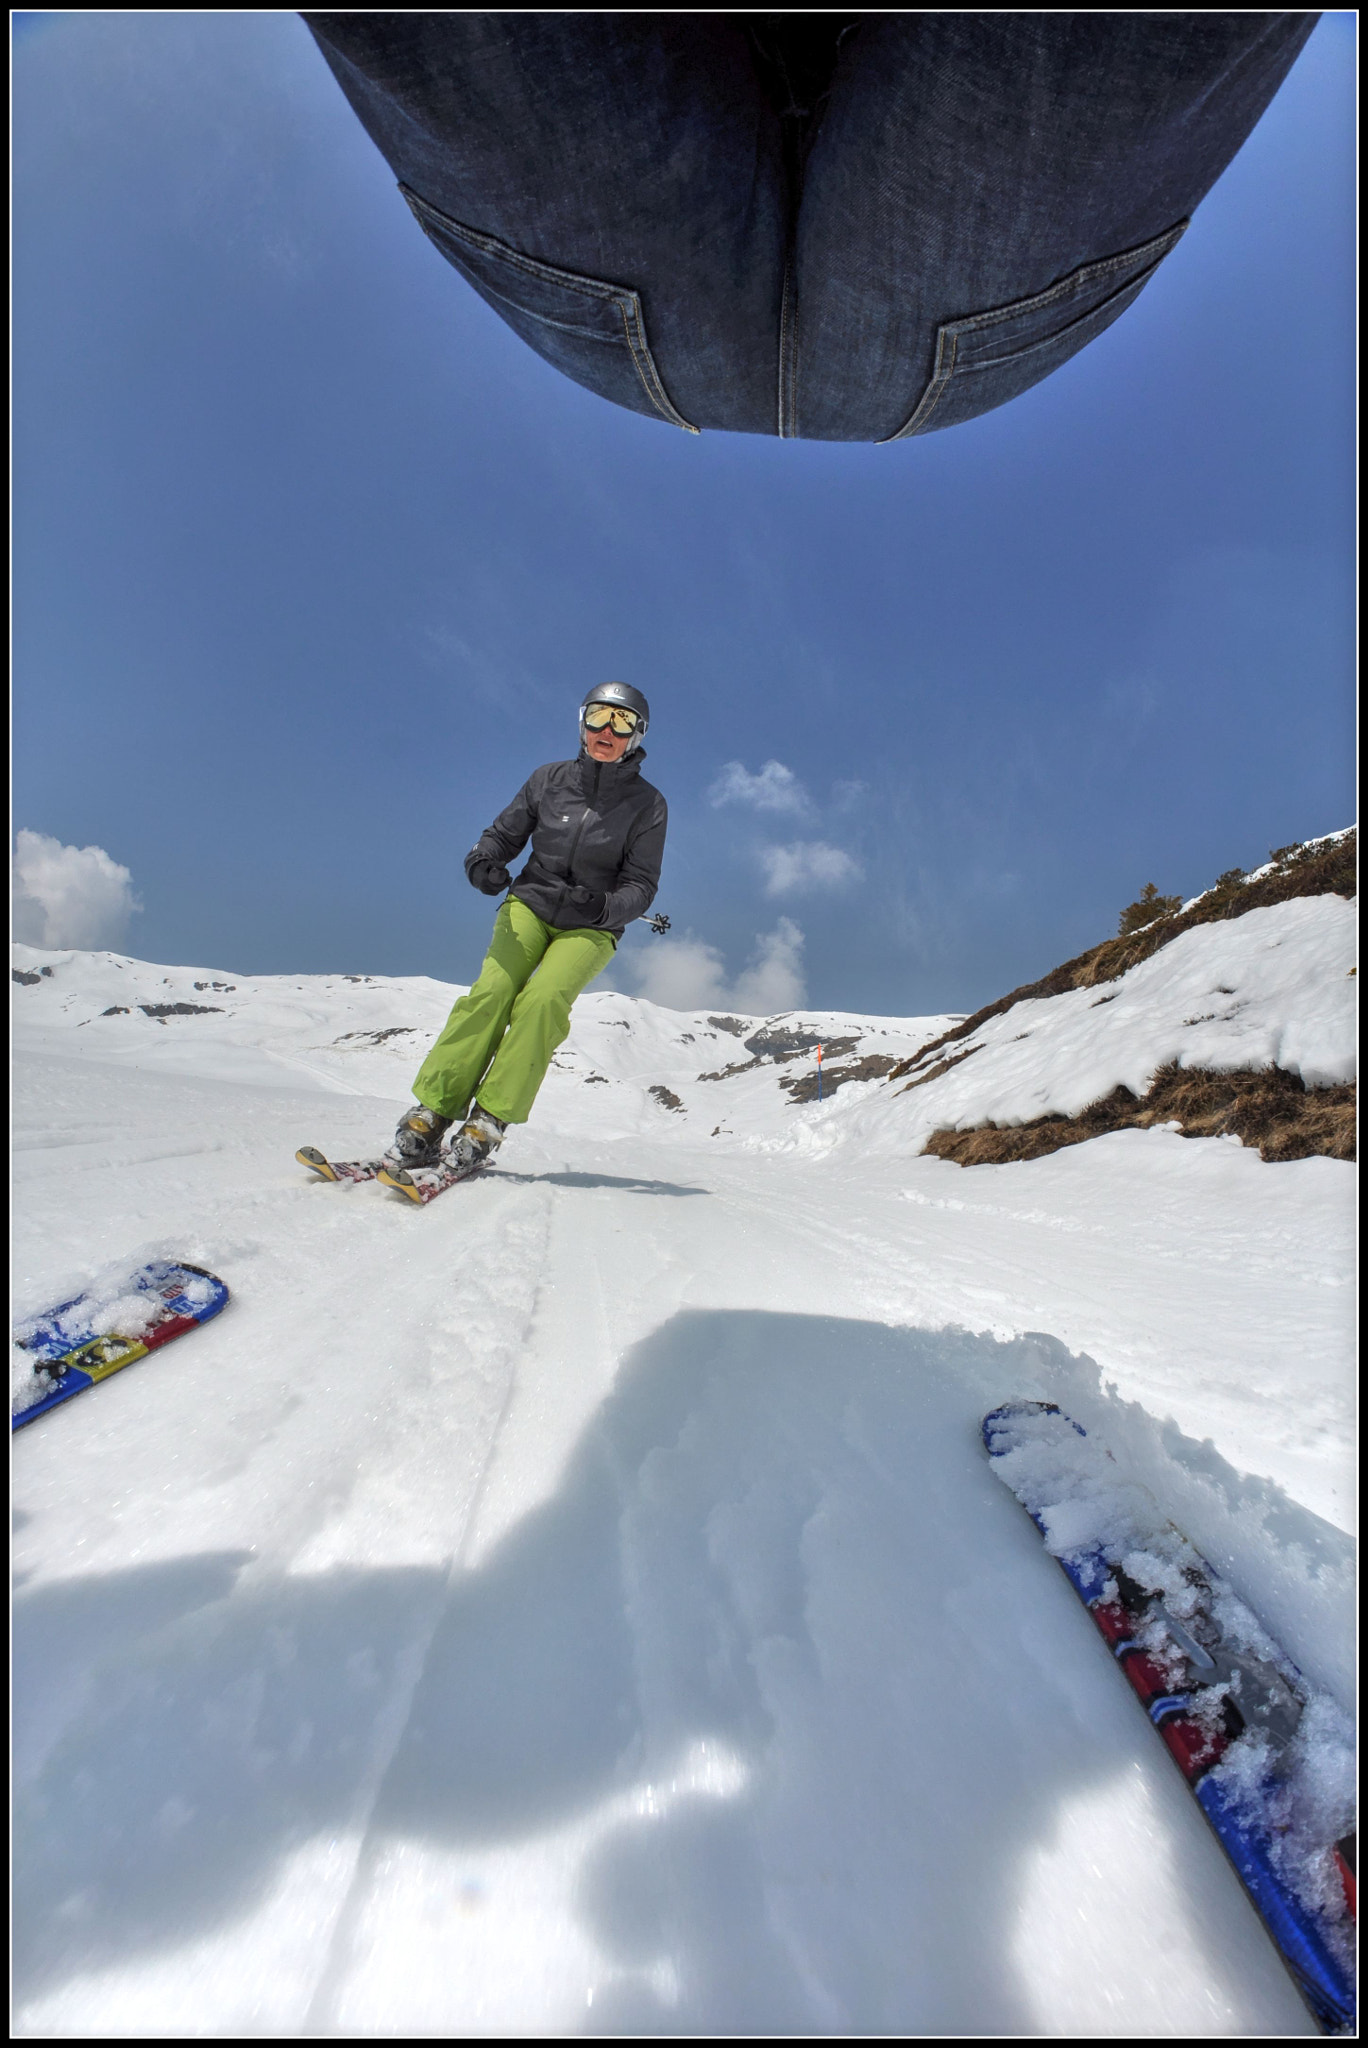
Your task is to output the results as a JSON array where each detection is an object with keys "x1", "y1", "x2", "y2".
[{"x1": 13, "y1": 13, "x2": 1355, "y2": 1016}]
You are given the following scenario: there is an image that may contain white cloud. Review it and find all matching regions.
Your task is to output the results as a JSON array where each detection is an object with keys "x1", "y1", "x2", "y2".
[
  {"x1": 831, "y1": 778, "x2": 869, "y2": 811},
  {"x1": 708, "y1": 760, "x2": 812, "y2": 815},
  {"x1": 625, "y1": 933, "x2": 730, "y2": 1011},
  {"x1": 621, "y1": 919, "x2": 807, "y2": 1014},
  {"x1": 731, "y1": 917, "x2": 807, "y2": 1012},
  {"x1": 760, "y1": 841, "x2": 864, "y2": 896},
  {"x1": 12, "y1": 830, "x2": 143, "y2": 950}
]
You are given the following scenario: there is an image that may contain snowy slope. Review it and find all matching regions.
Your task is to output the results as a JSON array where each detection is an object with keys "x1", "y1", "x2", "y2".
[
  {"x1": 10, "y1": 940, "x2": 957, "y2": 1137},
  {"x1": 11, "y1": 934, "x2": 1355, "y2": 2038},
  {"x1": 779, "y1": 893, "x2": 1356, "y2": 1159}
]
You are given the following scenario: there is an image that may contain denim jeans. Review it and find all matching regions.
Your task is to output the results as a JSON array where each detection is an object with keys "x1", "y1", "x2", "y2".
[{"x1": 303, "y1": 13, "x2": 1317, "y2": 442}]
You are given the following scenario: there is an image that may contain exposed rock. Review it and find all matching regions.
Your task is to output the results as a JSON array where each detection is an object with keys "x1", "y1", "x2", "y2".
[
  {"x1": 138, "y1": 1002, "x2": 224, "y2": 1019},
  {"x1": 781, "y1": 1053, "x2": 900, "y2": 1104},
  {"x1": 700, "y1": 1031, "x2": 859, "y2": 1082},
  {"x1": 334, "y1": 1026, "x2": 418, "y2": 1044}
]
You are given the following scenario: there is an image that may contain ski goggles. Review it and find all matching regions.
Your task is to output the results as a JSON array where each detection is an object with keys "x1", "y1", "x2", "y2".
[{"x1": 583, "y1": 703, "x2": 641, "y2": 736}]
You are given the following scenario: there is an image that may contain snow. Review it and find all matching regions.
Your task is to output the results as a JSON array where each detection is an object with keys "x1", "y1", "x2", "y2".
[
  {"x1": 11, "y1": 917, "x2": 1355, "y2": 2037},
  {"x1": 13, "y1": 1345, "x2": 49, "y2": 1414}
]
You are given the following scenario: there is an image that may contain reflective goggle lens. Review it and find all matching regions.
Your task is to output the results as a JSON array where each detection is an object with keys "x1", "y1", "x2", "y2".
[{"x1": 584, "y1": 704, "x2": 640, "y2": 735}]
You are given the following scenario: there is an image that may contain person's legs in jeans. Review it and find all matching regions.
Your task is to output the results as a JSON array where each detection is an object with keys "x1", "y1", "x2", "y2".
[
  {"x1": 792, "y1": 13, "x2": 1319, "y2": 440},
  {"x1": 303, "y1": 12, "x2": 1318, "y2": 441},
  {"x1": 303, "y1": 13, "x2": 786, "y2": 434}
]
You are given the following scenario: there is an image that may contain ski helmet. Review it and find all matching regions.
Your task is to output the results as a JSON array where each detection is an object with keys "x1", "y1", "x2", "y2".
[{"x1": 580, "y1": 680, "x2": 649, "y2": 752}]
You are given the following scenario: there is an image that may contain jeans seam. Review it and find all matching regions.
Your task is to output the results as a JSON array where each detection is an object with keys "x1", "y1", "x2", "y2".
[
  {"x1": 950, "y1": 258, "x2": 1170, "y2": 373},
  {"x1": 613, "y1": 293, "x2": 701, "y2": 434},
  {"x1": 400, "y1": 184, "x2": 700, "y2": 434},
  {"x1": 778, "y1": 257, "x2": 798, "y2": 438},
  {"x1": 446, "y1": 269, "x2": 629, "y2": 343},
  {"x1": 881, "y1": 219, "x2": 1188, "y2": 443}
]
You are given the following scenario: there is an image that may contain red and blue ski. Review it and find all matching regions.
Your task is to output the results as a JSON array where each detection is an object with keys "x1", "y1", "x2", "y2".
[
  {"x1": 13, "y1": 1260, "x2": 229, "y2": 1431},
  {"x1": 983, "y1": 1402, "x2": 1355, "y2": 2035}
]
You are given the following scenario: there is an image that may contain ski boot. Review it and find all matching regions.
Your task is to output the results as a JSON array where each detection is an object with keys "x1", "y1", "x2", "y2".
[
  {"x1": 387, "y1": 1103, "x2": 453, "y2": 1168},
  {"x1": 444, "y1": 1105, "x2": 506, "y2": 1173}
]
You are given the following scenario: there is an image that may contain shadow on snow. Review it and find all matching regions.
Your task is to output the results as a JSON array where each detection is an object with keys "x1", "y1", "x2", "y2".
[
  {"x1": 499, "y1": 1169, "x2": 710, "y2": 1197},
  {"x1": 12, "y1": 1312, "x2": 1325, "y2": 2032}
]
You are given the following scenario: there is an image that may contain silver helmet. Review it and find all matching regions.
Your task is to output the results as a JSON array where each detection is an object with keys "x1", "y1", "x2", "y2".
[{"x1": 580, "y1": 680, "x2": 649, "y2": 753}]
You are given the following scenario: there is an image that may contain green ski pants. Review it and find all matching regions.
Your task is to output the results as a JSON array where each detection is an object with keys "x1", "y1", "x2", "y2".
[{"x1": 412, "y1": 897, "x2": 616, "y2": 1126}]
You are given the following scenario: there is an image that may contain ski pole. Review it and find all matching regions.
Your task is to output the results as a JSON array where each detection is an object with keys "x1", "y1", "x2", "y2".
[
  {"x1": 817, "y1": 1041, "x2": 822, "y2": 1102},
  {"x1": 638, "y1": 913, "x2": 671, "y2": 934}
]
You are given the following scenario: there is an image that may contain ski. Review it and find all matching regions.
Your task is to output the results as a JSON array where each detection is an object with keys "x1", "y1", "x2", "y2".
[
  {"x1": 13, "y1": 1260, "x2": 229, "y2": 1431},
  {"x1": 983, "y1": 1401, "x2": 1355, "y2": 2035},
  {"x1": 376, "y1": 1156, "x2": 490, "y2": 1204},
  {"x1": 295, "y1": 1147, "x2": 491, "y2": 1201},
  {"x1": 295, "y1": 1147, "x2": 386, "y2": 1184}
]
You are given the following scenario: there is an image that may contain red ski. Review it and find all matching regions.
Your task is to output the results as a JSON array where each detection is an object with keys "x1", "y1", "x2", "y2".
[{"x1": 984, "y1": 1402, "x2": 1354, "y2": 2035}]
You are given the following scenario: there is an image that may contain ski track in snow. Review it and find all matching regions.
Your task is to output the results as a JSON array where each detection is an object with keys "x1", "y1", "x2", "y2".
[{"x1": 11, "y1": 938, "x2": 1354, "y2": 2037}]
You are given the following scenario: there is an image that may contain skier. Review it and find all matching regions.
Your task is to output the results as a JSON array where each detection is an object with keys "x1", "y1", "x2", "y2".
[{"x1": 387, "y1": 681, "x2": 666, "y2": 1179}]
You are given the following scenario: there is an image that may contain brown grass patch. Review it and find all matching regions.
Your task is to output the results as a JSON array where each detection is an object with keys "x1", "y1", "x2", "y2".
[
  {"x1": 888, "y1": 831, "x2": 1356, "y2": 1086},
  {"x1": 923, "y1": 1063, "x2": 1356, "y2": 1167}
]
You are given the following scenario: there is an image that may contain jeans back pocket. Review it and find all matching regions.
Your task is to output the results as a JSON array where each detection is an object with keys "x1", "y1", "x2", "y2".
[
  {"x1": 882, "y1": 221, "x2": 1188, "y2": 441},
  {"x1": 400, "y1": 185, "x2": 698, "y2": 434}
]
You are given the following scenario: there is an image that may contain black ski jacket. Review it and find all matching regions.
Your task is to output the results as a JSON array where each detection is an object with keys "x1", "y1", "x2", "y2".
[{"x1": 465, "y1": 750, "x2": 667, "y2": 939}]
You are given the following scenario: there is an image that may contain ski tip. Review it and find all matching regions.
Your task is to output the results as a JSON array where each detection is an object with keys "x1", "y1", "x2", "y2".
[
  {"x1": 377, "y1": 1165, "x2": 424, "y2": 1203},
  {"x1": 296, "y1": 1146, "x2": 338, "y2": 1181}
]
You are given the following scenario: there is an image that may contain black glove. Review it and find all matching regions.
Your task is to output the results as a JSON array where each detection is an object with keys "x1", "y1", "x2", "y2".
[
  {"x1": 469, "y1": 859, "x2": 511, "y2": 896},
  {"x1": 567, "y1": 886, "x2": 607, "y2": 924}
]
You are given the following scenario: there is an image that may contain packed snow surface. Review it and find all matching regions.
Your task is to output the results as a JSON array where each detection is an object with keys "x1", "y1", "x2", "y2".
[{"x1": 12, "y1": 930, "x2": 1355, "y2": 2037}]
